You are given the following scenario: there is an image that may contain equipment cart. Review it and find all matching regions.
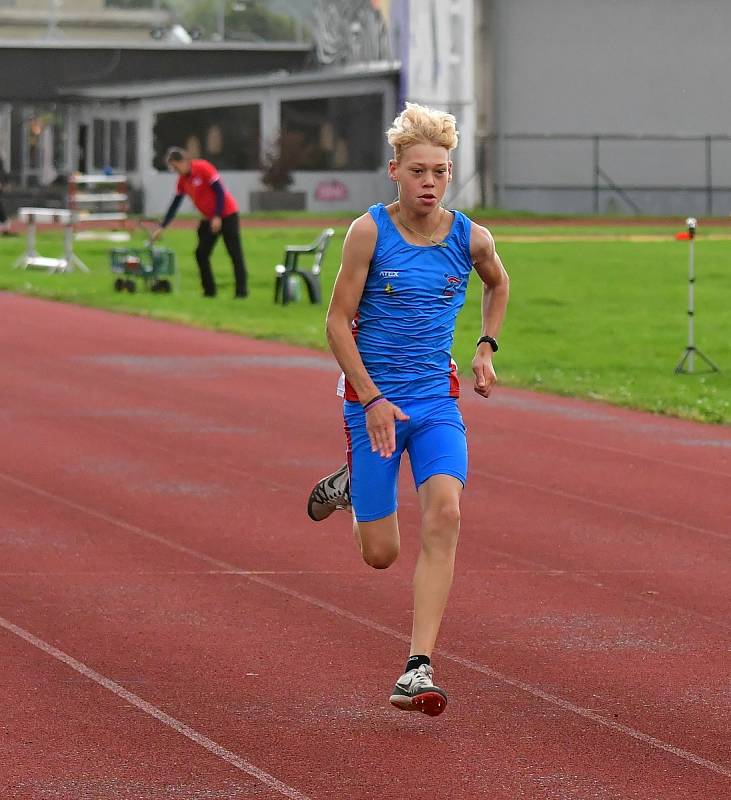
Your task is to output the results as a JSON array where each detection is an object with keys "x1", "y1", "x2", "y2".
[{"x1": 109, "y1": 222, "x2": 177, "y2": 293}]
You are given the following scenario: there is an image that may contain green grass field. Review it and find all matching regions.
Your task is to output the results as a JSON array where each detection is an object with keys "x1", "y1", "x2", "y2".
[{"x1": 1, "y1": 219, "x2": 729, "y2": 424}]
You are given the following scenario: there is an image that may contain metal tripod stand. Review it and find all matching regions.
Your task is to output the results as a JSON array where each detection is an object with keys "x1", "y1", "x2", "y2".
[{"x1": 674, "y1": 217, "x2": 719, "y2": 374}]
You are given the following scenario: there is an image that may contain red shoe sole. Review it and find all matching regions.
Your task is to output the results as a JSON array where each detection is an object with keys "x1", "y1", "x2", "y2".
[{"x1": 391, "y1": 690, "x2": 447, "y2": 717}]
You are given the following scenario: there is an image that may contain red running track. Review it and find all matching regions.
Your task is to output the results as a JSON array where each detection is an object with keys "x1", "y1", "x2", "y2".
[{"x1": 1, "y1": 293, "x2": 729, "y2": 800}]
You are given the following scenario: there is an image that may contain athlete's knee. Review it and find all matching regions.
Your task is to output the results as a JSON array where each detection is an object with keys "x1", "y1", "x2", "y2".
[
  {"x1": 361, "y1": 540, "x2": 399, "y2": 569},
  {"x1": 424, "y1": 501, "x2": 461, "y2": 532},
  {"x1": 421, "y1": 503, "x2": 460, "y2": 556}
]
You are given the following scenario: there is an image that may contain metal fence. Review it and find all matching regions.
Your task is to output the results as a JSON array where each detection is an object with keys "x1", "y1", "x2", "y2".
[{"x1": 483, "y1": 133, "x2": 731, "y2": 215}]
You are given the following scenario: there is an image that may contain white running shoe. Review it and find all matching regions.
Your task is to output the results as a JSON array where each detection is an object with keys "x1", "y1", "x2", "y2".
[
  {"x1": 307, "y1": 463, "x2": 351, "y2": 521},
  {"x1": 389, "y1": 664, "x2": 448, "y2": 717}
]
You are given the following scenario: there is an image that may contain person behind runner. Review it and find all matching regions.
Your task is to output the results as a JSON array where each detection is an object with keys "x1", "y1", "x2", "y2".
[
  {"x1": 306, "y1": 102, "x2": 510, "y2": 716},
  {"x1": 153, "y1": 147, "x2": 248, "y2": 298}
]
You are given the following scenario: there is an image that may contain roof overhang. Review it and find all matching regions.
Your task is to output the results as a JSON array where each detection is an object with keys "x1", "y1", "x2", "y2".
[
  {"x1": 59, "y1": 60, "x2": 401, "y2": 102},
  {"x1": 0, "y1": 39, "x2": 312, "y2": 52}
]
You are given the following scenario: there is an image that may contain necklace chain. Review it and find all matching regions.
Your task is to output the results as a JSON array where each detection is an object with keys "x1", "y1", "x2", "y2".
[{"x1": 396, "y1": 206, "x2": 447, "y2": 247}]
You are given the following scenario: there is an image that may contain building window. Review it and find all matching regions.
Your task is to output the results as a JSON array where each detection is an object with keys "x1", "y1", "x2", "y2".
[
  {"x1": 125, "y1": 121, "x2": 137, "y2": 171},
  {"x1": 93, "y1": 119, "x2": 106, "y2": 170},
  {"x1": 8, "y1": 106, "x2": 67, "y2": 186},
  {"x1": 110, "y1": 120, "x2": 122, "y2": 170},
  {"x1": 92, "y1": 118, "x2": 138, "y2": 173},
  {"x1": 280, "y1": 93, "x2": 383, "y2": 171},
  {"x1": 153, "y1": 105, "x2": 260, "y2": 171}
]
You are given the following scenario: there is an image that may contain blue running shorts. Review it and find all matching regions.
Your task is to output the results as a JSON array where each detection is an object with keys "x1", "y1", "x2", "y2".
[{"x1": 343, "y1": 396, "x2": 468, "y2": 522}]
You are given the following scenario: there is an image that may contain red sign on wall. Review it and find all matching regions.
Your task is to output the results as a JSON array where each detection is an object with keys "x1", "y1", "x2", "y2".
[{"x1": 315, "y1": 180, "x2": 349, "y2": 202}]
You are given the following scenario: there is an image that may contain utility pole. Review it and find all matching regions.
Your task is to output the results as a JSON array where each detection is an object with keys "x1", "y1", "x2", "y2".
[
  {"x1": 217, "y1": 0, "x2": 226, "y2": 40},
  {"x1": 46, "y1": 0, "x2": 61, "y2": 40}
]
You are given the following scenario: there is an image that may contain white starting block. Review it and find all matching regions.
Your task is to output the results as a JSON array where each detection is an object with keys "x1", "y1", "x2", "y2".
[{"x1": 14, "y1": 207, "x2": 90, "y2": 273}]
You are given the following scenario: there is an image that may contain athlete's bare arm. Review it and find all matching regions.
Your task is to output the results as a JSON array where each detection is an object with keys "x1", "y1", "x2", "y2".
[
  {"x1": 326, "y1": 213, "x2": 379, "y2": 401},
  {"x1": 326, "y1": 213, "x2": 409, "y2": 457},
  {"x1": 470, "y1": 224, "x2": 510, "y2": 398}
]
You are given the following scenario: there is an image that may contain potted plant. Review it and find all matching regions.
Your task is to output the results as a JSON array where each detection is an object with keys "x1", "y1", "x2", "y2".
[{"x1": 249, "y1": 131, "x2": 308, "y2": 211}]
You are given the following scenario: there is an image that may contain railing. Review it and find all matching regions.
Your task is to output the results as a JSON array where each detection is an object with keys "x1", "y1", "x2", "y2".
[{"x1": 483, "y1": 133, "x2": 731, "y2": 215}]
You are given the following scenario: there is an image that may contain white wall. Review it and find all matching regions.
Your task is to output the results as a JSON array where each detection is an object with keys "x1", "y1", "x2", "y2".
[
  {"x1": 493, "y1": 0, "x2": 731, "y2": 134},
  {"x1": 490, "y1": 0, "x2": 731, "y2": 214},
  {"x1": 145, "y1": 170, "x2": 393, "y2": 217},
  {"x1": 404, "y1": 0, "x2": 478, "y2": 207},
  {"x1": 134, "y1": 72, "x2": 399, "y2": 216}
]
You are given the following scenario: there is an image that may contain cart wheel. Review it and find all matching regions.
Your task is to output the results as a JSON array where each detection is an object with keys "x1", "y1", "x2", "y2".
[
  {"x1": 125, "y1": 279, "x2": 136, "y2": 293},
  {"x1": 114, "y1": 278, "x2": 125, "y2": 292},
  {"x1": 159, "y1": 279, "x2": 172, "y2": 293}
]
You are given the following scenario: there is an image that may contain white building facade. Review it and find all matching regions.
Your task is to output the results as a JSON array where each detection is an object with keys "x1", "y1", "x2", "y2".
[{"x1": 3, "y1": 0, "x2": 730, "y2": 215}]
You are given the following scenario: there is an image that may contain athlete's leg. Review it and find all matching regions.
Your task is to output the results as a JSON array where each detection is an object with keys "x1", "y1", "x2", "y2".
[
  {"x1": 353, "y1": 513, "x2": 400, "y2": 569},
  {"x1": 307, "y1": 468, "x2": 401, "y2": 567},
  {"x1": 410, "y1": 474, "x2": 462, "y2": 656},
  {"x1": 405, "y1": 398, "x2": 468, "y2": 658},
  {"x1": 345, "y1": 398, "x2": 406, "y2": 569},
  {"x1": 388, "y1": 470, "x2": 461, "y2": 717},
  {"x1": 306, "y1": 400, "x2": 407, "y2": 568}
]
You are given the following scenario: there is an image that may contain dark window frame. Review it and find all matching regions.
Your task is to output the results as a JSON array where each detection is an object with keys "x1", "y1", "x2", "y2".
[
  {"x1": 281, "y1": 93, "x2": 384, "y2": 172},
  {"x1": 152, "y1": 104, "x2": 261, "y2": 172}
]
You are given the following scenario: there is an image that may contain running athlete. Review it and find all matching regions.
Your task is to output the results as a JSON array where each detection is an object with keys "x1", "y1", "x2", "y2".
[{"x1": 306, "y1": 103, "x2": 510, "y2": 716}]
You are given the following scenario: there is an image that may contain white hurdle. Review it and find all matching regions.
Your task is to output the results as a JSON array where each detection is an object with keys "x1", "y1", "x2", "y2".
[
  {"x1": 68, "y1": 173, "x2": 131, "y2": 244},
  {"x1": 14, "y1": 207, "x2": 90, "y2": 273}
]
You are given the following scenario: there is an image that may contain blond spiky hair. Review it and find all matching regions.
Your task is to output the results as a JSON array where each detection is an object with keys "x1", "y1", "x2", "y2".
[{"x1": 386, "y1": 102, "x2": 459, "y2": 161}]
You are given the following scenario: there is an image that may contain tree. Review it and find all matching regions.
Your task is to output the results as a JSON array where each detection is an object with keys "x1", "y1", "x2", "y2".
[
  {"x1": 179, "y1": 0, "x2": 303, "y2": 41},
  {"x1": 259, "y1": 132, "x2": 310, "y2": 191}
]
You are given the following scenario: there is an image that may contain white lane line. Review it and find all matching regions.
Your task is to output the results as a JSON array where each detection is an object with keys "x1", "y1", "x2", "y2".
[
  {"x1": 0, "y1": 570, "x2": 358, "y2": 577},
  {"x1": 495, "y1": 234, "x2": 731, "y2": 243},
  {"x1": 39, "y1": 418, "x2": 729, "y2": 631},
  {"x1": 3, "y1": 470, "x2": 730, "y2": 780},
  {"x1": 0, "y1": 472, "x2": 236, "y2": 571},
  {"x1": 19, "y1": 395, "x2": 729, "y2": 544},
  {"x1": 483, "y1": 419, "x2": 731, "y2": 480},
  {"x1": 481, "y1": 546, "x2": 731, "y2": 633},
  {"x1": 248, "y1": 574, "x2": 731, "y2": 781},
  {"x1": 0, "y1": 614, "x2": 310, "y2": 800},
  {"x1": 475, "y1": 468, "x2": 731, "y2": 543}
]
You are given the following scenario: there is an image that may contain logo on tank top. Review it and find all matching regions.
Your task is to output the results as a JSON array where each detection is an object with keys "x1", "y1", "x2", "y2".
[
  {"x1": 441, "y1": 274, "x2": 462, "y2": 299},
  {"x1": 379, "y1": 270, "x2": 399, "y2": 296}
]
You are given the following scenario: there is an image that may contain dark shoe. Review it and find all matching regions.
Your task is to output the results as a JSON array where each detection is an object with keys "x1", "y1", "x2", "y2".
[
  {"x1": 203, "y1": 291, "x2": 217, "y2": 298},
  {"x1": 307, "y1": 463, "x2": 351, "y2": 521},
  {"x1": 234, "y1": 289, "x2": 248, "y2": 298},
  {"x1": 389, "y1": 664, "x2": 447, "y2": 717}
]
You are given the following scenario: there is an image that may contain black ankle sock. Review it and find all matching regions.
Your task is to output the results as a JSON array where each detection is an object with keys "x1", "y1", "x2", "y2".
[{"x1": 405, "y1": 654, "x2": 430, "y2": 672}]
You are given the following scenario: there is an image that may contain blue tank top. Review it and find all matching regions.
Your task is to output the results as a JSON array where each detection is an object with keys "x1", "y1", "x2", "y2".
[{"x1": 342, "y1": 203, "x2": 474, "y2": 402}]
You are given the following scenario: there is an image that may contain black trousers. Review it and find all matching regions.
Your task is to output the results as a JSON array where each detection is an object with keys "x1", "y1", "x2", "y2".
[{"x1": 195, "y1": 212, "x2": 248, "y2": 296}]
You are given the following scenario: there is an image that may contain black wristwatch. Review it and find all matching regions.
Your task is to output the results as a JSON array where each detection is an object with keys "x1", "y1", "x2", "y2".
[{"x1": 477, "y1": 334, "x2": 499, "y2": 352}]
